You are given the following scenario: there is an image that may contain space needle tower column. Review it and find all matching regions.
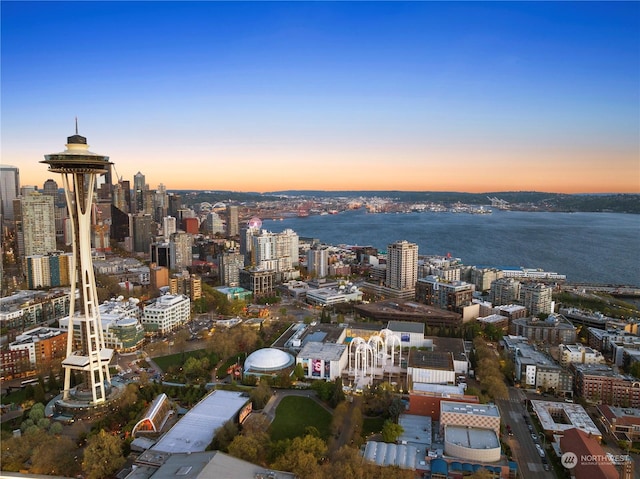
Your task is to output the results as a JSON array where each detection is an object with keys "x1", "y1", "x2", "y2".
[{"x1": 42, "y1": 126, "x2": 113, "y2": 404}]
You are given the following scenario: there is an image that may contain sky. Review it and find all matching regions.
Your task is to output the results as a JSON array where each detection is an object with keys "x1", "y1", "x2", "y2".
[{"x1": 1, "y1": 1, "x2": 639, "y2": 194}]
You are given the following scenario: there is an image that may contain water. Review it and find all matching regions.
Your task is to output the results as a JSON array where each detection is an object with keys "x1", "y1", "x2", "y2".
[{"x1": 262, "y1": 209, "x2": 640, "y2": 287}]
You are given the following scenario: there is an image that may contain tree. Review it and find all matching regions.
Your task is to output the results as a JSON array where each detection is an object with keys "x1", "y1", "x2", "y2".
[
  {"x1": 381, "y1": 420, "x2": 404, "y2": 443},
  {"x1": 250, "y1": 378, "x2": 273, "y2": 409},
  {"x1": 31, "y1": 436, "x2": 81, "y2": 475},
  {"x1": 228, "y1": 434, "x2": 265, "y2": 465},
  {"x1": 82, "y1": 430, "x2": 126, "y2": 479},
  {"x1": 210, "y1": 420, "x2": 238, "y2": 451}
]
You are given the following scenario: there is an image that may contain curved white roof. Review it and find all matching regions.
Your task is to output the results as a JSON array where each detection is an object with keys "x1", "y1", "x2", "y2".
[{"x1": 244, "y1": 348, "x2": 294, "y2": 372}]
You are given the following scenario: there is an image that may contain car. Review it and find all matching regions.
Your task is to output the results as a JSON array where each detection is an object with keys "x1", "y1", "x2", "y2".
[
  {"x1": 531, "y1": 433, "x2": 538, "y2": 441},
  {"x1": 543, "y1": 464, "x2": 550, "y2": 471}
]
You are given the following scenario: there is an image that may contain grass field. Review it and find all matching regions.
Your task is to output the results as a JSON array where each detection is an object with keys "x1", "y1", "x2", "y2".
[
  {"x1": 363, "y1": 416, "x2": 385, "y2": 437},
  {"x1": 152, "y1": 350, "x2": 217, "y2": 372},
  {"x1": 269, "y1": 396, "x2": 332, "y2": 441}
]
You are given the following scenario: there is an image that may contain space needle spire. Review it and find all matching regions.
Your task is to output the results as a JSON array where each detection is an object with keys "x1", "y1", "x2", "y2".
[{"x1": 41, "y1": 126, "x2": 113, "y2": 405}]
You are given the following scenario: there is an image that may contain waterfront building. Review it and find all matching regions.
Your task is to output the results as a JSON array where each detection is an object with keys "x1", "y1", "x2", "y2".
[
  {"x1": 501, "y1": 267, "x2": 566, "y2": 281},
  {"x1": 519, "y1": 282, "x2": 553, "y2": 316},
  {"x1": 25, "y1": 251, "x2": 72, "y2": 289},
  {"x1": 510, "y1": 313, "x2": 577, "y2": 345},
  {"x1": 14, "y1": 192, "x2": 57, "y2": 258},
  {"x1": 141, "y1": 294, "x2": 191, "y2": 336},
  {"x1": 0, "y1": 164, "x2": 20, "y2": 222},
  {"x1": 469, "y1": 267, "x2": 504, "y2": 293}
]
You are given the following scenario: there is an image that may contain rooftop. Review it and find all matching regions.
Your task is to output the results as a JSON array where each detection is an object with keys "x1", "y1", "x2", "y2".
[
  {"x1": 151, "y1": 390, "x2": 249, "y2": 454},
  {"x1": 298, "y1": 342, "x2": 346, "y2": 362},
  {"x1": 530, "y1": 400, "x2": 600, "y2": 437},
  {"x1": 441, "y1": 401, "x2": 500, "y2": 418},
  {"x1": 445, "y1": 425, "x2": 500, "y2": 450}
]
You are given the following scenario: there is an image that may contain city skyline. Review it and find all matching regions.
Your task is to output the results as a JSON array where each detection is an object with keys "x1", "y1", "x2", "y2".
[{"x1": 2, "y1": 1, "x2": 639, "y2": 194}]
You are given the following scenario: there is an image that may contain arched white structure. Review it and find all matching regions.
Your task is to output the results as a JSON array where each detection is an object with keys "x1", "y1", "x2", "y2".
[
  {"x1": 354, "y1": 341, "x2": 374, "y2": 379},
  {"x1": 349, "y1": 337, "x2": 367, "y2": 375}
]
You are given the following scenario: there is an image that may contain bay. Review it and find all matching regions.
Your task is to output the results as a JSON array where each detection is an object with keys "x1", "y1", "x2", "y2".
[{"x1": 261, "y1": 209, "x2": 640, "y2": 287}]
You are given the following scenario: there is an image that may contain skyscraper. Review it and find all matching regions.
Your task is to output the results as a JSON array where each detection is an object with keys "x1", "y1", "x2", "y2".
[
  {"x1": 0, "y1": 165, "x2": 20, "y2": 222},
  {"x1": 385, "y1": 240, "x2": 418, "y2": 292},
  {"x1": 42, "y1": 178, "x2": 59, "y2": 198},
  {"x1": 133, "y1": 171, "x2": 146, "y2": 213},
  {"x1": 42, "y1": 128, "x2": 113, "y2": 405},
  {"x1": 226, "y1": 205, "x2": 239, "y2": 237},
  {"x1": 307, "y1": 246, "x2": 328, "y2": 279},
  {"x1": 13, "y1": 192, "x2": 56, "y2": 257}
]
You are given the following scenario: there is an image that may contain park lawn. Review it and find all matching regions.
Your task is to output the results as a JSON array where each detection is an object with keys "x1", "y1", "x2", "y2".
[
  {"x1": 270, "y1": 396, "x2": 332, "y2": 441},
  {"x1": 152, "y1": 350, "x2": 217, "y2": 372},
  {"x1": 362, "y1": 416, "x2": 385, "y2": 437}
]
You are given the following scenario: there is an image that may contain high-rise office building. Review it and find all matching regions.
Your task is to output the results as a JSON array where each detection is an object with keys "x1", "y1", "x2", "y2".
[
  {"x1": 205, "y1": 211, "x2": 225, "y2": 235},
  {"x1": 42, "y1": 178, "x2": 59, "y2": 198},
  {"x1": 385, "y1": 240, "x2": 418, "y2": 291},
  {"x1": 132, "y1": 213, "x2": 154, "y2": 254},
  {"x1": 133, "y1": 171, "x2": 146, "y2": 213},
  {"x1": 14, "y1": 192, "x2": 57, "y2": 257},
  {"x1": 0, "y1": 165, "x2": 20, "y2": 222},
  {"x1": 226, "y1": 205, "x2": 239, "y2": 237}
]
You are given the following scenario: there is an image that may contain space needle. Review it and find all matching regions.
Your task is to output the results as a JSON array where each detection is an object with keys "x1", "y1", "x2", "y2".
[{"x1": 41, "y1": 125, "x2": 113, "y2": 406}]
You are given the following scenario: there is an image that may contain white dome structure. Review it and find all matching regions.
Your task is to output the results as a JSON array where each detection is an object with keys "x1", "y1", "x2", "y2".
[{"x1": 244, "y1": 348, "x2": 294, "y2": 374}]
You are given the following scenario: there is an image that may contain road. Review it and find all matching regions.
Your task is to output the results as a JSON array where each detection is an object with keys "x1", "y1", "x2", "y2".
[{"x1": 497, "y1": 387, "x2": 555, "y2": 479}]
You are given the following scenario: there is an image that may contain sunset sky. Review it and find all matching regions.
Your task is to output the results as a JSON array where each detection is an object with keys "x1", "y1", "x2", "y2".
[{"x1": 2, "y1": 1, "x2": 639, "y2": 193}]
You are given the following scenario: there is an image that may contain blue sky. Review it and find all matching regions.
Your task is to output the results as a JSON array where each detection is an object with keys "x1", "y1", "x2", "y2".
[{"x1": 2, "y1": 1, "x2": 639, "y2": 192}]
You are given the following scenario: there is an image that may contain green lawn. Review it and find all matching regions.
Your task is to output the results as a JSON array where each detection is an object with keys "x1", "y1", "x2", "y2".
[
  {"x1": 269, "y1": 396, "x2": 332, "y2": 441},
  {"x1": 363, "y1": 416, "x2": 385, "y2": 437},
  {"x1": 152, "y1": 350, "x2": 217, "y2": 372}
]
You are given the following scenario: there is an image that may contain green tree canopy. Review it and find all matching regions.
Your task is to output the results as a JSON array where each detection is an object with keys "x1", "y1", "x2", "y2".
[{"x1": 82, "y1": 430, "x2": 126, "y2": 479}]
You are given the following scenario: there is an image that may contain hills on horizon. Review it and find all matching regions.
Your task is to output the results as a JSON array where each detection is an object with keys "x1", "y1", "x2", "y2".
[{"x1": 171, "y1": 190, "x2": 640, "y2": 214}]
